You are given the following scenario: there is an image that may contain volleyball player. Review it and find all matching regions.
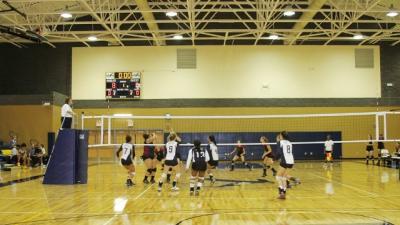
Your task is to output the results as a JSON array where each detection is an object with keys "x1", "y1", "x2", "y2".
[
  {"x1": 324, "y1": 135, "x2": 334, "y2": 167},
  {"x1": 156, "y1": 145, "x2": 173, "y2": 182},
  {"x1": 377, "y1": 134, "x2": 385, "y2": 166},
  {"x1": 158, "y1": 132, "x2": 182, "y2": 192},
  {"x1": 275, "y1": 131, "x2": 294, "y2": 200},
  {"x1": 366, "y1": 134, "x2": 374, "y2": 165},
  {"x1": 206, "y1": 135, "x2": 218, "y2": 183},
  {"x1": 260, "y1": 136, "x2": 277, "y2": 177},
  {"x1": 142, "y1": 133, "x2": 157, "y2": 184},
  {"x1": 230, "y1": 140, "x2": 252, "y2": 171},
  {"x1": 116, "y1": 135, "x2": 135, "y2": 187},
  {"x1": 186, "y1": 140, "x2": 210, "y2": 195}
]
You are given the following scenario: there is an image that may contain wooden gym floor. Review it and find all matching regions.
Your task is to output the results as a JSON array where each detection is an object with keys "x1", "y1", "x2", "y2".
[{"x1": 0, "y1": 161, "x2": 399, "y2": 225}]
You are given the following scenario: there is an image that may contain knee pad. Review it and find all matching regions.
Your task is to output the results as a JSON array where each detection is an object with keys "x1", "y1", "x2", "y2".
[
  {"x1": 199, "y1": 177, "x2": 205, "y2": 182},
  {"x1": 175, "y1": 173, "x2": 181, "y2": 179},
  {"x1": 130, "y1": 172, "x2": 135, "y2": 176},
  {"x1": 168, "y1": 167, "x2": 173, "y2": 172},
  {"x1": 147, "y1": 168, "x2": 153, "y2": 173},
  {"x1": 266, "y1": 165, "x2": 271, "y2": 169},
  {"x1": 190, "y1": 176, "x2": 196, "y2": 180},
  {"x1": 152, "y1": 168, "x2": 157, "y2": 173},
  {"x1": 161, "y1": 173, "x2": 167, "y2": 179}
]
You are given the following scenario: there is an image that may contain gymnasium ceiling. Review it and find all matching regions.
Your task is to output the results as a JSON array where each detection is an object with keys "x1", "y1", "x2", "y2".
[{"x1": 0, "y1": 0, "x2": 399, "y2": 47}]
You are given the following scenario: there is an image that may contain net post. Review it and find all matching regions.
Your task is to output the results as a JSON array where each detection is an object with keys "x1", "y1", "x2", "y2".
[
  {"x1": 100, "y1": 116, "x2": 104, "y2": 145},
  {"x1": 107, "y1": 116, "x2": 111, "y2": 145},
  {"x1": 383, "y1": 112, "x2": 387, "y2": 140},
  {"x1": 81, "y1": 112, "x2": 84, "y2": 130},
  {"x1": 375, "y1": 113, "x2": 380, "y2": 141}
]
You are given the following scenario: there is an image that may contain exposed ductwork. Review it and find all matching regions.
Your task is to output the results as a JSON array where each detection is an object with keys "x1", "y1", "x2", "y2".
[
  {"x1": 135, "y1": 0, "x2": 165, "y2": 46},
  {"x1": 0, "y1": 25, "x2": 47, "y2": 43},
  {"x1": 285, "y1": 0, "x2": 327, "y2": 45}
]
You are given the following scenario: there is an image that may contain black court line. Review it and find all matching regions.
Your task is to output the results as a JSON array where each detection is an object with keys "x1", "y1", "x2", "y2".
[
  {"x1": 0, "y1": 174, "x2": 44, "y2": 188},
  {"x1": 214, "y1": 178, "x2": 273, "y2": 188},
  {"x1": 175, "y1": 210, "x2": 395, "y2": 225},
  {"x1": 3, "y1": 208, "x2": 395, "y2": 225}
]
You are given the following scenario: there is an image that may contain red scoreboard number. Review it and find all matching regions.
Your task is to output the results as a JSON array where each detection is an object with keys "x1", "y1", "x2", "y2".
[{"x1": 106, "y1": 72, "x2": 141, "y2": 99}]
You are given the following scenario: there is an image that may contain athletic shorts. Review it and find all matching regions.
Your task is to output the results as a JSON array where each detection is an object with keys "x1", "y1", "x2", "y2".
[
  {"x1": 142, "y1": 154, "x2": 156, "y2": 161},
  {"x1": 263, "y1": 153, "x2": 274, "y2": 159},
  {"x1": 280, "y1": 162, "x2": 294, "y2": 169},
  {"x1": 156, "y1": 154, "x2": 164, "y2": 162},
  {"x1": 164, "y1": 159, "x2": 178, "y2": 167},
  {"x1": 366, "y1": 146, "x2": 374, "y2": 151},
  {"x1": 208, "y1": 160, "x2": 218, "y2": 167},
  {"x1": 121, "y1": 157, "x2": 133, "y2": 166},
  {"x1": 192, "y1": 162, "x2": 207, "y2": 171}
]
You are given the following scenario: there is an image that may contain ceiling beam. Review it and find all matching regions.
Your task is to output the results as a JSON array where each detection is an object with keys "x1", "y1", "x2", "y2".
[
  {"x1": 1, "y1": 19, "x2": 399, "y2": 27},
  {"x1": 135, "y1": 0, "x2": 164, "y2": 46},
  {"x1": 286, "y1": 0, "x2": 328, "y2": 45}
]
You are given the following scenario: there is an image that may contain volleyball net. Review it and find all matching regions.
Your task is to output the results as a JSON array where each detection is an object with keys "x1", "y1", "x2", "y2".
[{"x1": 81, "y1": 111, "x2": 400, "y2": 162}]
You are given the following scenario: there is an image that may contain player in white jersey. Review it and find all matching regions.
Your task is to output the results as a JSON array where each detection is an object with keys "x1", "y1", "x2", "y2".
[
  {"x1": 116, "y1": 135, "x2": 136, "y2": 187},
  {"x1": 275, "y1": 131, "x2": 294, "y2": 200},
  {"x1": 158, "y1": 132, "x2": 182, "y2": 192},
  {"x1": 324, "y1": 135, "x2": 334, "y2": 167},
  {"x1": 186, "y1": 140, "x2": 210, "y2": 195},
  {"x1": 206, "y1": 135, "x2": 218, "y2": 183}
]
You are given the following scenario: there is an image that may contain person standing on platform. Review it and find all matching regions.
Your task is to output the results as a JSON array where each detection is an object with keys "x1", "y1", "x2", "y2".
[{"x1": 61, "y1": 97, "x2": 75, "y2": 129}]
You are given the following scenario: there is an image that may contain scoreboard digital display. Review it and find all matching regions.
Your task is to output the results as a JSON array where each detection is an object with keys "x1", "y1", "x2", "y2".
[{"x1": 106, "y1": 72, "x2": 141, "y2": 99}]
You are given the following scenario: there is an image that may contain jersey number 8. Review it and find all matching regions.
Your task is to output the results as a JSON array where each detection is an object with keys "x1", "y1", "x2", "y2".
[{"x1": 286, "y1": 145, "x2": 292, "y2": 154}]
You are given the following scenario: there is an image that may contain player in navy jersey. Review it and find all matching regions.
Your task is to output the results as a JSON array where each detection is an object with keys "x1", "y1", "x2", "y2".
[
  {"x1": 116, "y1": 135, "x2": 136, "y2": 187},
  {"x1": 206, "y1": 135, "x2": 218, "y2": 183},
  {"x1": 274, "y1": 131, "x2": 294, "y2": 200},
  {"x1": 365, "y1": 134, "x2": 374, "y2": 165},
  {"x1": 158, "y1": 132, "x2": 182, "y2": 192},
  {"x1": 186, "y1": 140, "x2": 210, "y2": 195},
  {"x1": 260, "y1": 136, "x2": 277, "y2": 177},
  {"x1": 142, "y1": 133, "x2": 157, "y2": 184},
  {"x1": 230, "y1": 140, "x2": 252, "y2": 171}
]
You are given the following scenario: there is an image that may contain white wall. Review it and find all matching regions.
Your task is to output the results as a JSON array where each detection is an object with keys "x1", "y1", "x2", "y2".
[{"x1": 72, "y1": 45, "x2": 381, "y2": 100}]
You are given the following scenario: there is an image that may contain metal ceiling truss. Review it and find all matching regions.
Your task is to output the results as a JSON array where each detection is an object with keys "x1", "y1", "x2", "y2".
[{"x1": 0, "y1": 0, "x2": 399, "y2": 46}]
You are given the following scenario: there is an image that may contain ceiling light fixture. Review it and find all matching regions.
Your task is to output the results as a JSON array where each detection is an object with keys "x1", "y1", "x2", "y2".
[
  {"x1": 283, "y1": 5, "x2": 296, "y2": 17},
  {"x1": 386, "y1": 4, "x2": 399, "y2": 17},
  {"x1": 60, "y1": 12, "x2": 72, "y2": 19},
  {"x1": 353, "y1": 34, "x2": 364, "y2": 40},
  {"x1": 87, "y1": 35, "x2": 98, "y2": 41},
  {"x1": 166, "y1": 10, "x2": 177, "y2": 17},
  {"x1": 173, "y1": 34, "x2": 183, "y2": 40},
  {"x1": 268, "y1": 34, "x2": 279, "y2": 40}
]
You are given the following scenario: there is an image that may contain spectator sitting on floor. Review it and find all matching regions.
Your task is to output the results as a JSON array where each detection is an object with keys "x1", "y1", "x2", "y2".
[
  {"x1": 29, "y1": 144, "x2": 43, "y2": 167},
  {"x1": 17, "y1": 143, "x2": 28, "y2": 167},
  {"x1": 394, "y1": 142, "x2": 400, "y2": 157},
  {"x1": 10, "y1": 145, "x2": 18, "y2": 164},
  {"x1": 39, "y1": 144, "x2": 47, "y2": 167}
]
